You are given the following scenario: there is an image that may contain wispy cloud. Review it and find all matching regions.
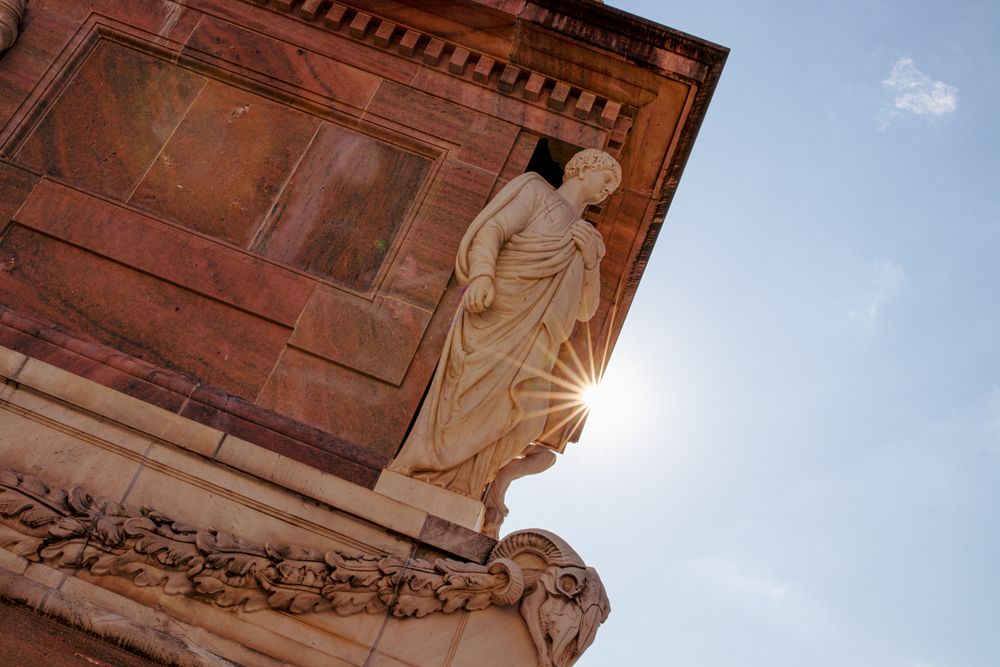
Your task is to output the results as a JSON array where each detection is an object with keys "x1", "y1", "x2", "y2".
[
  {"x1": 688, "y1": 559, "x2": 788, "y2": 603},
  {"x1": 850, "y1": 259, "x2": 906, "y2": 325},
  {"x1": 686, "y1": 558, "x2": 837, "y2": 642},
  {"x1": 879, "y1": 57, "x2": 958, "y2": 128}
]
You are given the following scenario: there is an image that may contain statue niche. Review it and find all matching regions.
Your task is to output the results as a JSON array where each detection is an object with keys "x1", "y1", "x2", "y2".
[{"x1": 389, "y1": 148, "x2": 621, "y2": 514}]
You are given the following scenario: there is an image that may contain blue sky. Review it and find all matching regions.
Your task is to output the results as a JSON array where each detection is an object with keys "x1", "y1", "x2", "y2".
[{"x1": 505, "y1": 1, "x2": 1000, "y2": 665}]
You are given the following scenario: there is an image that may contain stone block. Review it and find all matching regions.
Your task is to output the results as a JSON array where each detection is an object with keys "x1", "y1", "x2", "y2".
[
  {"x1": 0, "y1": 396, "x2": 145, "y2": 503},
  {"x1": 372, "y1": 610, "x2": 468, "y2": 667},
  {"x1": 129, "y1": 80, "x2": 320, "y2": 248},
  {"x1": 185, "y1": 17, "x2": 382, "y2": 112},
  {"x1": 216, "y1": 435, "x2": 428, "y2": 541},
  {"x1": 374, "y1": 470, "x2": 483, "y2": 531},
  {"x1": 0, "y1": 224, "x2": 291, "y2": 399},
  {"x1": 13, "y1": 355, "x2": 223, "y2": 457},
  {"x1": 15, "y1": 40, "x2": 205, "y2": 200},
  {"x1": 449, "y1": 606, "x2": 538, "y2": 667},
  {"x1": 252, "y1": 121, "x2": 431, "y2": 291}
]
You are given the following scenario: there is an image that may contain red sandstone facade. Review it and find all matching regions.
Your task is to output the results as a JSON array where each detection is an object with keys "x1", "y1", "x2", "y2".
[{"x1": 0, "y1": 1, "x2": 725, "y2": 663}]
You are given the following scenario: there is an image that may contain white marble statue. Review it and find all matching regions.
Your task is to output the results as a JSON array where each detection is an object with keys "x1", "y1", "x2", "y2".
[{"x1": 390, "y1": 148, "x2": 621, "y2": 501}]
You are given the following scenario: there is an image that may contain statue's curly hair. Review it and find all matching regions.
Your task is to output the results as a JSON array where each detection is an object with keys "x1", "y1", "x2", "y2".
[{"x1": 563, "y1": 148, "x2": 622, "y2": 188}]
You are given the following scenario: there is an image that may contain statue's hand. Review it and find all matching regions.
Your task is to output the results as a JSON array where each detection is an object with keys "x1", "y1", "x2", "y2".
[
  {"x1": 464, "y1": 276, "x2": 495, "y2": 313},
  {"x1": 571, "y1": 221, "x2": 604, "y2": 271}
]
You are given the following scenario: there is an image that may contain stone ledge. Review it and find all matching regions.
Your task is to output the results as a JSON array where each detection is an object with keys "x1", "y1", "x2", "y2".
[
  {"x1": 374, "y1": 469, "x2": 484, "y2": 532},
  {"x1": 0, "y1": 338, "x2": 497, "y2": 561}
]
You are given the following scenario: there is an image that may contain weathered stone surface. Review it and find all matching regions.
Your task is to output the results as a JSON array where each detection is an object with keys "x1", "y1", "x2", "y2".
[
  {"x1": 15, "y1": 41, "x2": 205, "y2": 199},
  {"x1": 0, "y1": 0, "x2": 25, "y2": 52},
  {"x1": 366, "y1": 81, "x2": 519, "y2": 173},
  {"x1": 0, "y1": 223, "x2": 291, "y2": 398},
  {"x1": 184, "y1": 16, "x2": 382, "y2": 112},
  {"x1": 18, "y1": 179, "x2": 316, "y2": 327},
  {"x1": 0, "y1": 598, "x2": 160, "y2": 667},
  {"x1": 0, "y1": 161, "x2": 37, "y2": 223},
  {"x1": 0, "y1": 465, "x2": 607, "y2": 667},
  {"x1": 252, "y1": 122, "x2": 431, "y2": 290},
  {"x1": 130, "y1": 80, "x2": 320, "y2": 247}
]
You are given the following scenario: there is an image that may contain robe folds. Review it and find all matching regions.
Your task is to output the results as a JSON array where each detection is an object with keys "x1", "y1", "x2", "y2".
[{"x1": 389, "y1": 173, "x2": 604, "y2": 498}]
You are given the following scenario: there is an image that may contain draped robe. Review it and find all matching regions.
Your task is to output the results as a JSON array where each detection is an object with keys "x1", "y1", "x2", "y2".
[{"x1": 389, "y1": 173, "x2": 604, "y2": 498}]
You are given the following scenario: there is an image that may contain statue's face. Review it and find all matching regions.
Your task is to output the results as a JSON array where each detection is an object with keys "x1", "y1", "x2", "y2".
[{"x1": 578, "y1": 168, "x2": 618, "y2": 205}]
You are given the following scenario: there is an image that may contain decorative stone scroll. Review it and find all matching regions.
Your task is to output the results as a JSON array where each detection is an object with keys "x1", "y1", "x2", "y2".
[
  {"x1": 0, "y1": 467, "x2": 609, "y2": 666},
  {"x1": 0, "y1": 0, "x2": 26, "y2": 51}
]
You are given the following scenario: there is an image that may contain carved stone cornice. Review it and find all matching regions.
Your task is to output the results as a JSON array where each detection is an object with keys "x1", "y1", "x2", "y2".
[
  {"x1": 239, "y1": 0, "x2": 633, "y2": 154},
  {"x1": 0, "y1": 467, "x2": 608, "y2": 666},
  {"x1": 0, "y1": 0, "x2": 26, "y2": 52}
]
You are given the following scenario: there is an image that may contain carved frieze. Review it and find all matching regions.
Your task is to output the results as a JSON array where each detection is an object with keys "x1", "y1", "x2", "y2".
[{"x1": 0, "y1": 466, "x2": 608, "y2": 666}]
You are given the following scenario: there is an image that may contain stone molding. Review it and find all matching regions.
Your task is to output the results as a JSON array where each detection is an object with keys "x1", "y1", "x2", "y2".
[
  {"x1": 0, "y1": 466, "x2": 609, "y2": 666},
  {"x1": 242, "y1": 0, "x2": 632, "y2": 149},
  {"x1": 0, "y1": 0, "x2": 26, "y2": 51}
]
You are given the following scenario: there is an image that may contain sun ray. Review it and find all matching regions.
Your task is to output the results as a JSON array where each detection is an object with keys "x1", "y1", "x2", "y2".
[
  {"x1": 506, "y1": 358, "x2": 589, "y2": 395},
  {"x1": 520, "y1": 390, "x2": 591, "y2": 401},
  {"x1": 536, "y1": 403, "x2": 590, "y2": 445},
  {"x1": 466, "y1": 293, "x2": 628, "y2": 450},
  {"x1": 597, "y1": 298, "x2": 620, "y2": 386},
  {"x1": 518, "y1": 398, "x2": 588, "y2": 422},
  {"x1": 548, "y1": 343, "x2": 592, "y2": 390},
  {"x1": 583, "y1": 317, "x2": 598, "y2": 387}
]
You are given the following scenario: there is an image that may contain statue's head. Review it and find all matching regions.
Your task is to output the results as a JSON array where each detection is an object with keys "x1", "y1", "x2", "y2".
[{"x1": 563, "y1": 149, "x2": 622, "y2": 205}]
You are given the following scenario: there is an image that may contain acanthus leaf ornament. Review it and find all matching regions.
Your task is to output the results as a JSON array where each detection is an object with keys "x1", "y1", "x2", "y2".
[{"x1": 0, "y1": 467, "x2": 609, "y2": 666}]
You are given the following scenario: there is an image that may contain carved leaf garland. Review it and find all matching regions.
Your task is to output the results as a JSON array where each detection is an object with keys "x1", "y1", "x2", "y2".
[{"x1": 0, "y1": 467, "x2": 609, "y2": 666}]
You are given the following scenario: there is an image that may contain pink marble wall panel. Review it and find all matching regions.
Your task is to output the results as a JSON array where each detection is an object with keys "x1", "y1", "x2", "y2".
[
  {"x1": 365, "y1": 81, "x2": 518, "y2": 173},
  {"x1": 14, "y1": 41, "x2": 206, "y2": 199},
  {"x1": 289, "y1": 286, "x2": 433, "y2": 386},
  {"x1": 15, "y1": 180, "x2": 316, "y2": 327},
  {"x1": 0, "y1": 222, "x2": 290, "y2": 399},
  {"x1": 253, "y1": 122, "x2": 431, "y2": 291},
  {"x1": 383, "y1": 159, "x2": 498, "y2": 310},
  {"x1": 184, "y1": 16, "x2": 382, "y2": 112},
  {"x1": 130, "y1": 80, "x2": 320, "y2": 247},
  {"x1": 256, "y1": 287, "x2": 461, "y2": 458}
]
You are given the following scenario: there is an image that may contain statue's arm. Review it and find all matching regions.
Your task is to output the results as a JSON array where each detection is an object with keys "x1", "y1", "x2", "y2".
[
  {"x1": 466, "y1": 186, "x2": 539, "y2": 278},
  {"x1": 463, "y1": 184, "x2": 540, "y2": 313},
  {"x1": 574, "y1": 223, "x2": 605, "y2": 322}
]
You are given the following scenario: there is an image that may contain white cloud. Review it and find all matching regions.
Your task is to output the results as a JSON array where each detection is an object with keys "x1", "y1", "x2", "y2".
[
  {"x1": 879, "y1": 57, "x2": 958, "y2": 128},
  {"x1": 850, "y1": 259, "x2": 906, "y2": 325}
]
